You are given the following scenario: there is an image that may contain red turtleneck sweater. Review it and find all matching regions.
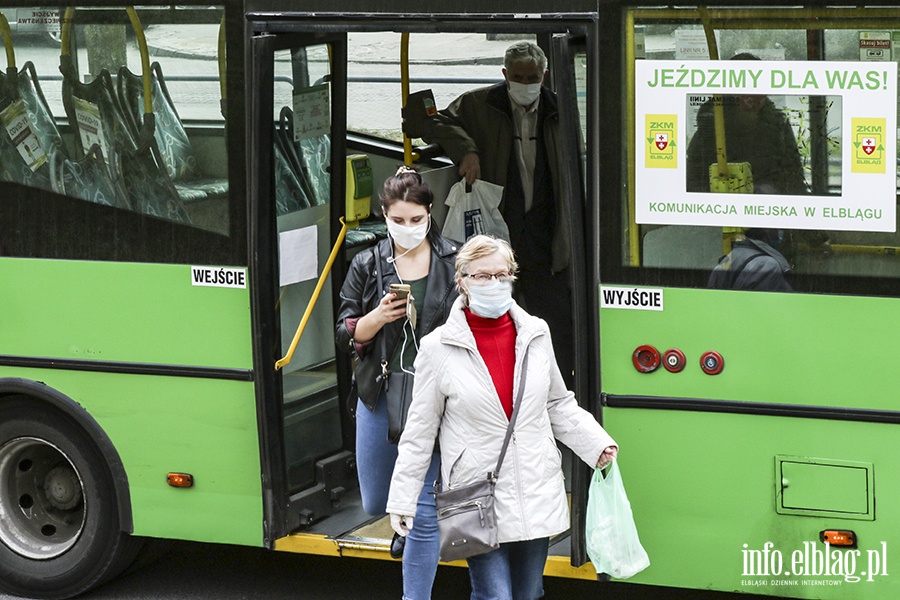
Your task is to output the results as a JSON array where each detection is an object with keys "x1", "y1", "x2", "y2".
[{"x1": 465, "y1": 308, "x2": 517, "y2": 419}]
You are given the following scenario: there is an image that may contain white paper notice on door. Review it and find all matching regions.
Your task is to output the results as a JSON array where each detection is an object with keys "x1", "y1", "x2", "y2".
[
  {"x1": 279, "y1": 225, "x2": 318, "y2": 286},
  {"x1": 292, "y1": 83, "x2": 330, "y2": 141}
]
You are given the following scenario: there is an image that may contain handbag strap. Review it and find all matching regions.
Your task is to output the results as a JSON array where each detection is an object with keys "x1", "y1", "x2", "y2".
[{"x1": 491, "y1": 350, "x2": 528, "y2": 482}]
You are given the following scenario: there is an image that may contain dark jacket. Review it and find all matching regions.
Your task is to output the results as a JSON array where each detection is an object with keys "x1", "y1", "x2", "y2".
[
  {"x1": 424, "y1": 83, "x2": 570, "y2": 273},
  {"x1": 335, "y1": 231, "x2": 459, "y2": 410},
  {"x1": 708, "y1": 237, "x2": 792, "y2": 292}
]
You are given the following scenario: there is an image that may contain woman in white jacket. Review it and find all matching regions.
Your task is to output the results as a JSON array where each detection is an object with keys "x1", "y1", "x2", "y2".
[{"x1": 387, "y1": 235, "x2": 617, "y2": 599}]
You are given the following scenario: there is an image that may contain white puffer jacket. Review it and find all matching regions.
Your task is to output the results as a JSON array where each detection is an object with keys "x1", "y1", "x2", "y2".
[{"x1": 386, "y1": 297, "x2": 616, "y2": 543}]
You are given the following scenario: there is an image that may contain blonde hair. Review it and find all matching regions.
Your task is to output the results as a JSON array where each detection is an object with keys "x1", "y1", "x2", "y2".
[{"x1": 454, "y1": 235, "x2": 519, "y2": 296}]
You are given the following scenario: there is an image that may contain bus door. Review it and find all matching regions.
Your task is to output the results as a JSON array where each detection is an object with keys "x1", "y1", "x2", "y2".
[
  {"x1": 248, "y1": 27, "x2": 356, "y2": 544},
  {"x1": 549, "y1": 31, "x2": 596, "y2": 569}
]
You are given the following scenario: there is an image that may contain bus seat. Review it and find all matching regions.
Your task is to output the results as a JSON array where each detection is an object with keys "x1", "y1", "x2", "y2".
[
  {"x1": 7, "y1": 62, "x2": 66, "y2": 156},
  {"x1": 49, "y1": 143, "x2": 127, "y2": 209},
  {"x1": 0, "y1": 62, "x2": 65, "y2": 192},
  {"x1": 642, "y1": 225, "x2": 723, "y2": 269},
  {"x1": 278, "y1": 106, "x2": 328, "y2": 206},
  {"x1": 116, "y1": 63, "x2": 229, "y2": 205},
  {"x1": 61, "y1": 67, "x2": 190, "y2": 223},
  {"x1": 275, "y1": 136, "x2": 309, "y2": 215}
]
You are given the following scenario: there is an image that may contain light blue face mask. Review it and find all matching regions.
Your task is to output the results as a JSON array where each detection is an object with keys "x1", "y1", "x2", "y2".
[{"x1": 467, "y1": 279, "x2": 514, "y2": 319}]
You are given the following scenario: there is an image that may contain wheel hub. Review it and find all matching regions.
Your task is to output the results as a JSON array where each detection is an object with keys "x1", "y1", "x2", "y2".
[
  {"x1": 0, "y1": 437, "x2": 86, "y2": 559},
  {"x1": 44, "y1": 466, "x2": 83, "y2": 511}
]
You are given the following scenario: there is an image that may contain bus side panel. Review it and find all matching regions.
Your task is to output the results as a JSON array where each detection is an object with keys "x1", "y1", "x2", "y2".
[
  {"x1": 601, "y1": 287, "x2": 896, "y2": 409},
  {"x1": 0, "y1": 258, "x2": 252, "y2": 369},
  {"x1": 1, "y1": 370, "x2": 264, "y2": 546},
  {"x1": 600, "y1": 287, "x2": 900, "y2": 598},
  {"x1": 0, "y1": 259, "x2": 264, "y2": 546}
]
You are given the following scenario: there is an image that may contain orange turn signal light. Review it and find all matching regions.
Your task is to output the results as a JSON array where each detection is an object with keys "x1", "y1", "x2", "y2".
[
  {"x1": 820, "y1": 530, "x2": 856, "y2": 548},
  {"x1": 167, "y1": 472, "x2": 194, "y2": 488}
]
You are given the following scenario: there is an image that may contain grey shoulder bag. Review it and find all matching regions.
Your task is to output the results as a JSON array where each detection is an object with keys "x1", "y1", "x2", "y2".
[{"x1": 433, "y1": 352, "x2": 529, "y2": 562}]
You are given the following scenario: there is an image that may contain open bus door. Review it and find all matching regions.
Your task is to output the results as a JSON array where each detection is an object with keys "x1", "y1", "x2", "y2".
[
  {"x1": 248, "y1": 26, "x2": 357, "y2": 545},
  {"x1": 549, "y1": 31, "x2": 597, "y2": 570}
]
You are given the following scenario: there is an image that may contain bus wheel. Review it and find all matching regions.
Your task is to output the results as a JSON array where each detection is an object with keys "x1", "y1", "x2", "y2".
[{"x1": 0, "y1": 400, "x2": 141, "y2": 599}]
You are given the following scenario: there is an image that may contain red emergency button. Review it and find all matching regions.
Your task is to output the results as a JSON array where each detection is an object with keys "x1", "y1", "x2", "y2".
[
  {"x1": 632, "y1": 345, "x2": 661, "y2": 373},
  {"x1": 663, "y1": 348, "x2": 686, "y2": 373},
  {"x1": 700, "y1": 351, "x2": 724, "y2": 375}
]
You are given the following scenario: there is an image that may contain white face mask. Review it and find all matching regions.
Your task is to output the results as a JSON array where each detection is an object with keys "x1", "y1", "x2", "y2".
[
  {"x1": 467, "y1": 279, "x2": 514, "y2": 319},
  {"x1": 386, "y1": 217, "x2": 429, "y2": 252},
  {"x1": 507, "y1": 81, "x2": 541, "y2": 107}
]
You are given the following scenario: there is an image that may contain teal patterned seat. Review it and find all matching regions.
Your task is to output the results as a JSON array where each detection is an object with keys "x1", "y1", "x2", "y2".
[
  {"x1": 277, "y1": 106, "x2": 329, "y2": 207},
  {"x1": 274, "y1": 136, "x2": 308, "y2": 216},
  {"x1": 61, "y1": 62, "x2": 190, "y2": 223},
  {"x1": 0, "y1": 62, "x2": 65, "y2": 193},
  {"x1": 117, "y1": 63, "x2": 228, "y2": 205},
  {"x1": 49, "y1": 144, "x2": 122, "y2": 207}
]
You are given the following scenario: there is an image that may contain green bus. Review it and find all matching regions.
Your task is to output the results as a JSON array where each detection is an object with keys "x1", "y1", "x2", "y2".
[{"x1": 0, "y1": 0, "x2": 898, "y2": 598}]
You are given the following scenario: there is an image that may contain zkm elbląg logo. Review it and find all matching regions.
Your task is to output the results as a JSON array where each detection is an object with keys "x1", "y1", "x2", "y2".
[{"x1": 741, "y1": 541, "x2": 889, "y2": 588}]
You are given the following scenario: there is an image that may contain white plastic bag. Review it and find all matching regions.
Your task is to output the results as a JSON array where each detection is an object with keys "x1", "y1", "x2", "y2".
[
  {"x1": 585, "y1": 460, "x2": 650, "y2": 579},
  {"x1": 441, "y1": 177, "x2": 509, "y2": 243}
]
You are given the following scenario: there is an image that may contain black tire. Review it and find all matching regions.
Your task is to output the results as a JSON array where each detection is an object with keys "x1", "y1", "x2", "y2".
[{"x1": 0, "y1": 396, "x2": 142, "y2": 599}]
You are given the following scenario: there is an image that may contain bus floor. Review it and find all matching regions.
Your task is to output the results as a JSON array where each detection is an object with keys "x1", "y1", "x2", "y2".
[{"x1": 277, "y1": 487, "x2": 594, "y2": 579}]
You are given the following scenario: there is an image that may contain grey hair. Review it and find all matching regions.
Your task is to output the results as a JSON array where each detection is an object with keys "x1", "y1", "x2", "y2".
[
  {"x1": 454, "y1": 235, "x2": 519, "y2": 298},
  {"x1": 504, "y1": 41, "x2": 547, "y2": 72}
]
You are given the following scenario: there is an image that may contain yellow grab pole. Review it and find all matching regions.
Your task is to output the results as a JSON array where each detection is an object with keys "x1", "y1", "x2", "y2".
[
  {"x1": 126, "y1": 7, "x2": 152, "y2": 116},
  {"x1": 0, "y1": 12, "x2": 15, "y2": 70},
  {"x1": 275, "y1": 217, "x2": 348, "y2": 370},
  {"x1": 61, "y1": 7, "x2": 74, "y2": 57},
  {"x1": 400, "y1": 32, "x2": 414, "y2": 167},
  {"x1": 218, "y1": 13, "x2": 226, "y2": 104},
  {"x1": 624, "y1": 10, "x2": 640, "y2": 266},
  {"x1": 699, "y1": 7, "x2": 728, "y2": 180}
]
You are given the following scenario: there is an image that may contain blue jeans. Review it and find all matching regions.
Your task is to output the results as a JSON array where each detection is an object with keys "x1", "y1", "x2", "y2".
[
  {"x1": 466, "y1": 538, "x2": 550, "y2": 600},
  {"x1": 357, "y1": 394, "x2": 440, "y2": 600}
]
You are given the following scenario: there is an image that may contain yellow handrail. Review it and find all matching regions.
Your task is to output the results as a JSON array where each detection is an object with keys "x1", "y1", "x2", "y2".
[
  {"x1": 61, "y1": 7, "x2": 74, "y2": 57},
  {"x1": 125, "y1": 7, "x2": 152, "y2": 117},
  {"x1": 624, "y1": 10, "x2": 639, "y2": 266},
  {"x1": 275, "y1": 217, "x2": 349, "y2": 370},
  {"x1": 0, "y1": 12, "x2": 15, "y2": 70},
  {"x1": 60, "y1": 7, "x2": 152, "y2": 118},
  {"x1": 218, "y1": 13, "x2": 226, "y2": 107},
  {"x1": 698, "y1": 7, "x2": 728, "y2": 181},
  {"x1": 400, "y1": 32, "x2": 414, "y2": 167}
]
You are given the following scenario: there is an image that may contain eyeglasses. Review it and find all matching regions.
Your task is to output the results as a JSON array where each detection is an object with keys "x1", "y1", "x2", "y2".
[{"x1": 464, "y1": 272, "x2": 513, "y2": 284}]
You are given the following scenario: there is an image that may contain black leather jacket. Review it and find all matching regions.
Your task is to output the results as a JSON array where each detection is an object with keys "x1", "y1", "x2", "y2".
[{"x1": 335, "y1": 231, "x2": 460, "y2": 410}]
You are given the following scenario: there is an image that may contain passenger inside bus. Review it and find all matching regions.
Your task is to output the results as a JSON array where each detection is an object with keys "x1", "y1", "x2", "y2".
[
  {"x1": 423, "y1": 41, "x2": 574, "y2": 386},
  {"x1": 685, "y1": 53, "x2": 808, "y2": 196},
  {"x1": 708, "y1": 228, "x2": 792, "y2": 291}
]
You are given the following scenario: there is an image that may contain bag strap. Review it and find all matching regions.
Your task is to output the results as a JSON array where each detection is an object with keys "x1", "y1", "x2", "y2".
[{"x1": 491, "y1": 350, "x2": 529, "y2": 482}]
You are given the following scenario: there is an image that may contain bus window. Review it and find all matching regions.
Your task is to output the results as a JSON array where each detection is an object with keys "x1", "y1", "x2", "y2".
[
  {"x1": 620, "y1": 11, "x2": 900, "y2": 294},
  {"x1": 346, "y1": 32, "x2": 519, "y2": 142},
  {"x1": 0, "y1": 5, "x2": 240, "y2": 265}
]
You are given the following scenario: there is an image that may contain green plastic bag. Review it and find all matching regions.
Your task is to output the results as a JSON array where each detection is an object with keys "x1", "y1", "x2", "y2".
[{"x1": 585, "y1": 460, "x2": 650, "y2": 579}]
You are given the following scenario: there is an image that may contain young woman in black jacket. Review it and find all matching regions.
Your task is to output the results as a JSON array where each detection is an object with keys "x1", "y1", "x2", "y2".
[{"x1": 335, "y1": 167, "x2": 458, "y2": 600}]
